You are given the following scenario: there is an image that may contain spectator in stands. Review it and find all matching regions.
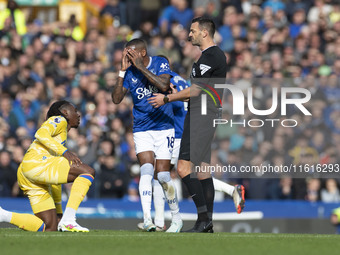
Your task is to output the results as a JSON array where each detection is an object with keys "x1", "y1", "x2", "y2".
[
  {"x1": 0, "y1": 0, "x2": 26, "y2": 36},
  {"x1": 99, "y1": 155, "x2": 128, "y2": 198},
  {"x1": 321, "y1": 179, "x2": 340, "y2": 203},
  {"x1": 158, "y1": 0, "x2": 194, "y2": 35},
  {"x1": 289, "y1": 9, "x2": 307, "y2": 39},
  {"x1": 100, "y1": 0, "x2": 126, "y2": 29},
  {"x1": 0, "y1": 150, "x2": 17, "y2": 197},
  {"x1": 305, "y1": 178, "x2": 321, "y2": 202},
  {"x1": 0, "y1": 96, "x2": 19, "y2": 135},
  {"x1": 307, "y1": 0, "x2": 332, "y2": 23}
]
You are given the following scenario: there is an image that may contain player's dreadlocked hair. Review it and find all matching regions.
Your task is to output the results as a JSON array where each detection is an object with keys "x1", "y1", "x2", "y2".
[{"x1": 46, "y1": 100, "x2": 71, "y2": 120}]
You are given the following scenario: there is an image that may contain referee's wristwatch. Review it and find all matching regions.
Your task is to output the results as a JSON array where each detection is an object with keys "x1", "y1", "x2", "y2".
[{"x1": 163, "y1": 95, "x2": 169, "y2": 104}]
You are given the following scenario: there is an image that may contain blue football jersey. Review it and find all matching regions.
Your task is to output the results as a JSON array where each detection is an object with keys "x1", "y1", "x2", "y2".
[
  {"x1": 170, "y1": 71, "x2": 189, "y2": 138},
  {"x1": 123, "y1": 56, "x2": 174, "y2": 132}
]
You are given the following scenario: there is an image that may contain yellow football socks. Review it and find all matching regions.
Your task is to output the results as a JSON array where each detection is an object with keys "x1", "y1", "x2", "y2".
[
  {"x1": 10, "y1": 213, "x2": 45, "y2": 232},
  {"x1": 66, "y1": 174, "x2": 94, "y2": 211}
]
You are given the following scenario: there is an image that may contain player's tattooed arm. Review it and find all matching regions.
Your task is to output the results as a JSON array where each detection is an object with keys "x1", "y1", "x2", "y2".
[
  {"x1": 127, "y1": 49, "x2": 170, "y2": 92},
  {"x1": 139, "y1": 71, "x2": 170, "y2": 93},
  {"x1": 112, "y1": 78, "x2": 128, "y2": 104},
  {"x1": 112, "y1": 49, "x2": 129, "y2": 104}
]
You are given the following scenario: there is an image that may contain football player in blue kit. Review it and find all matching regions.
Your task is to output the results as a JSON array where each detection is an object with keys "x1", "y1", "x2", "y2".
[{"x1": 111, "y1": 39, "x2": 182, "y2": 232}]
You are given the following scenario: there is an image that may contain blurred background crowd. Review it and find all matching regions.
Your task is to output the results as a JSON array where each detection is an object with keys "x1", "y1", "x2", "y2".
[{"x1": 0, "y1": 0, "x2": 339, "y2": 203}]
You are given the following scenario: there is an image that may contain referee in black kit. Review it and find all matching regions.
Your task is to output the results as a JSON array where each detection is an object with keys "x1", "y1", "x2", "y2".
[{"x1": 149, "y1": 17, "x2": 244, "y2": 232}]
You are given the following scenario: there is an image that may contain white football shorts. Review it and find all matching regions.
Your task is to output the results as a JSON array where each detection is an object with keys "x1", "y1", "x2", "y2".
[
  {"x1": 133, "y1": 129, "x2": 174, "y2": 160},
  {"x1": 170, "y1": 138, "x2": 181, "y2": 165}
]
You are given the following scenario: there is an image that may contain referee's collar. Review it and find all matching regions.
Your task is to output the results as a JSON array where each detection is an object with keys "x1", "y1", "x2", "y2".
[{"x1": 202, "y1": 45, "x2": 216, "y2": 52}]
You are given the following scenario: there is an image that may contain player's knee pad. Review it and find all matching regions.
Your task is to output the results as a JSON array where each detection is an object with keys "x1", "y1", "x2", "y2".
[
  {"x1": 157, "y1": 171, "x2": 171, "y2": 183},
  {"x1": 140, "y1": 163, "x2": 154, "y2": 176}
]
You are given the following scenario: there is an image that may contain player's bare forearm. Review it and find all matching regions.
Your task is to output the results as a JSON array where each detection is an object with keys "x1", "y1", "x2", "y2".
[
  {"x1": 169, "y1": 84, "x2": 201, "y2": 101},
  {"x1": 148, "y1": 88, "x2": 190, "y2": 108},
  {"x1": 137, "y1": 66, "x2": 170, "y2": 92},
  {"x1": 112, "y1": 78, "x2": 127, "y2": 104},
  {"x1": 148, "y1": 84, "x2": 201, "y2": 108}
]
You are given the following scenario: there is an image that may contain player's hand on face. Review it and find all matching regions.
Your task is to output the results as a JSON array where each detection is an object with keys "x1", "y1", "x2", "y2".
[
  {"x1": 147, "y1": 93, "x2": 165, "y2": 108},
  {"x1": 121, "y1": 48, "x2": 131, "y2": 71},
  {"x1": 127, "y1": 49, "x2": 143, "y2": 69},
  {"x1": 63, "y1": 150, "x2": 82, "y2": 167}
]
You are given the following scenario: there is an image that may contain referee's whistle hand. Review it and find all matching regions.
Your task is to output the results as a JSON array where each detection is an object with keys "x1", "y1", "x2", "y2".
[{"x1": 148, "y1": 93, "x2": 164, "y2": 108}]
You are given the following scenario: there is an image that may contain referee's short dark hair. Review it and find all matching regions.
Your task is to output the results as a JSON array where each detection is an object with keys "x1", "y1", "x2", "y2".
[{"x1": 192, "y1": 17, "x2": 215, "y2": 38}]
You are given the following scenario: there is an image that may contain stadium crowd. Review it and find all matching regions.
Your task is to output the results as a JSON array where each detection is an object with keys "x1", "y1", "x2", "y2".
[{"x1": 0, "y1": 0, "x2": 339, "y2": 203}]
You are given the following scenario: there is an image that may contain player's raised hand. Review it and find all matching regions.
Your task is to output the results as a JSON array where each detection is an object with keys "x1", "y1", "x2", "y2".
[
  {"x1": 63, "y1": 150, "x2": 82, "y2": 167},
  {"x1": 127, "y1": 48, "x2": 144, "y2": 69},
  {"x1": 148, "y1": 93, "x2": 165, "y2": 108},
  {"x1": 121, "y1": 48, "x2": 131, "y2": 71}
]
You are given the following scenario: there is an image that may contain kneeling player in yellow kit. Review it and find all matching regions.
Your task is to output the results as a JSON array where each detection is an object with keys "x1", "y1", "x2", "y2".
[{"x1": 0, "y1": 100, "x2": 95, "y2": 232}]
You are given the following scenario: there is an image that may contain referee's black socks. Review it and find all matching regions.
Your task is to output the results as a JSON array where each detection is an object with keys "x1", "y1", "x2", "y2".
[
  {"x1": 200, "y1": 178, "x2": 215, "y2": 221},
  {"x1": 182, "y1": 174, "x2": 209, "y2": 222}
]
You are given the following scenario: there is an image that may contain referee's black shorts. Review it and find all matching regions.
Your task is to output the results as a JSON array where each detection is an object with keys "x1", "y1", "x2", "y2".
[{"x1": 178, "y1": 109, "x2": 218, "y2": 166}]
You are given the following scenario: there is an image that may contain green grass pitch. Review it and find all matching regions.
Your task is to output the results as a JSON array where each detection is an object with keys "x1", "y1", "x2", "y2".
[{"x1": 1, "y1": 228, "x2": 340, "y2": 255}]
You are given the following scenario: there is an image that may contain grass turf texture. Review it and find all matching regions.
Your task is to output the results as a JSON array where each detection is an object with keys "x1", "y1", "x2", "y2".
[{"x1": 1, "y1": 228, "x2": 340, "y2": 255}]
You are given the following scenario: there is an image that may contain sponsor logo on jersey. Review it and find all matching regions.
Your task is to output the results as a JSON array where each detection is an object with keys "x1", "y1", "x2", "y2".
[
  {"x1": 148, "y1": 84, "x2": 159, "y2": 93},
  {"x1": 136, "y1": 87, "x2": 152, "y2": 99},
  {"x1": 199, "y1": 64, "x2": 211, "y2": 75}
]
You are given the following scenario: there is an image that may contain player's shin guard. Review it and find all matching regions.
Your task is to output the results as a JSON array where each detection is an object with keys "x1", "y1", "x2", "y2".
[
  {"x1": 153, "y1": 179, "x2": 165, "y2": 228},
  {"x1": 157, "y1": 172, "x2": 181, "y2": 221},
  {"x1": 139, "y1": 163, "x2": 154, "y2": 222},
  {"x1": 64, "y1": 174, "x2": 94, "y2": 219},
  {"x1": 11, "y1": 213, "x2": 45, "y2": 232}
]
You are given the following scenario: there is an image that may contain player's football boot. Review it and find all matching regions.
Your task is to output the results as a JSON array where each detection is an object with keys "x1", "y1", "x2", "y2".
[
  {"x1": 0, "y1": 207, "x2": 6, "y2": 222},
  {"x1": 166, "y1": 219, "x2": 183, "y2": 233},
  {"x1": 233, "y1": 185, "x2": 245, "y2": 214},
  {"x1": 141, "y1": 219, "x2": 156, "y2": 232},
  {"x1": 156, "y1": 225, "x2": 166, "y2": 232},
  {"x1": 138, "y1": 222, "x2": 166, "y2": 232},
  {"x1": 137, "y1": 222, "x2": 144, "y2": 230},
  {"x1": 58, "y1": 220, "x2": 89, "y2": 232}
]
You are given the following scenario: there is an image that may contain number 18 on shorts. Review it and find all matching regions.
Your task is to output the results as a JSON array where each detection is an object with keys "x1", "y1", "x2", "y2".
[{"x1": 133, "y1": 129, "x2": 175, "y2": 160}]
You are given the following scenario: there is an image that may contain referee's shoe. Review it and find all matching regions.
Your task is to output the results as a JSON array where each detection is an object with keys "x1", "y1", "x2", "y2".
[{"x1": 184, "y1": 219, "x2": 213, "y2": 233}]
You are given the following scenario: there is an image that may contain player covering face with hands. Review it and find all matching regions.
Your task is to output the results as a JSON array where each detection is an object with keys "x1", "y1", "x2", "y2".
[
  {"x1": 111, "y1": 39, "x2": 182, "y2": 232},
  {"x1": 0, "y1": 101, "x2": 95, "y2": 232}
]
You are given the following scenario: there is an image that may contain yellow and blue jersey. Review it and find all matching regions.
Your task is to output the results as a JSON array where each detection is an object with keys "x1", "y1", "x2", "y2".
[
  {"x1": 25, "y1": 116, "x2": 68, "y2": 158},
  {"x1": 17, "y1": 116, "x2": 71, "y2": 213}
]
